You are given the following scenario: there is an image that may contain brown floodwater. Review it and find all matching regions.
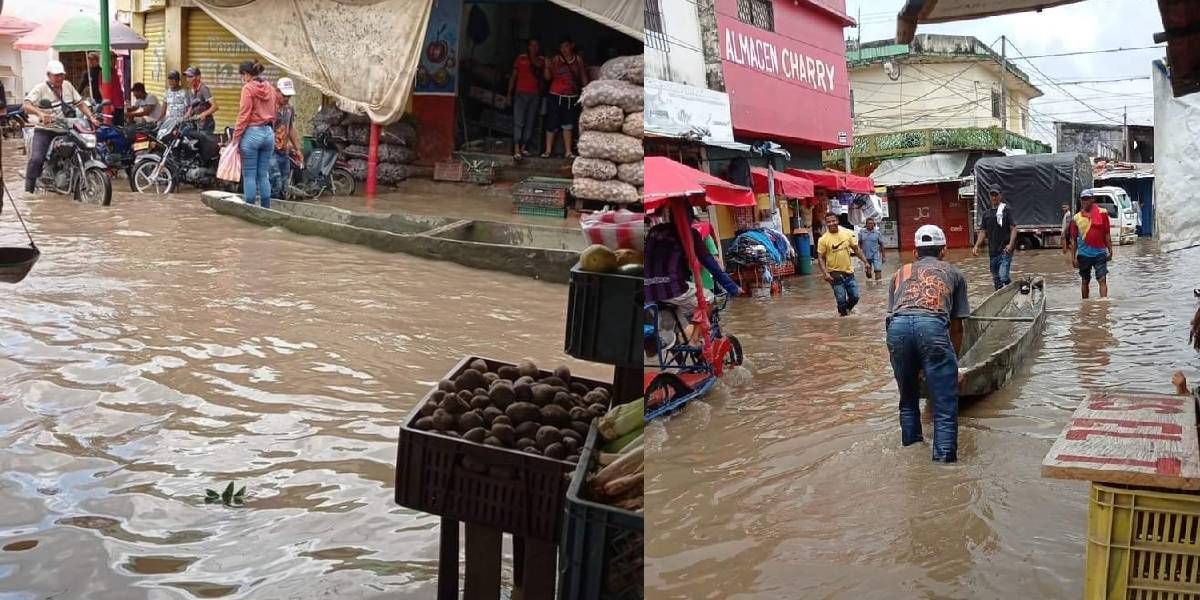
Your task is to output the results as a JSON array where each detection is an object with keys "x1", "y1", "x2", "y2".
[
  {"x1": 0, "y1": 182, "x2": 605, "y2": 599},
  {"x1": 646, "y1": 241, "x2": 1194, "y2": 599}
]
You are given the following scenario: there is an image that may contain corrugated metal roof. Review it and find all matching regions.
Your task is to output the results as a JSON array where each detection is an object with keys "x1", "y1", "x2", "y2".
[{"x1": 846, "y1": 44, "x2": 909, "y2": 64}]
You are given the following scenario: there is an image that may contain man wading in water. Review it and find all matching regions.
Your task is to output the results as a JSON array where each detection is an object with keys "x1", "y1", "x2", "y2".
[
  {"x1": 1065, "y1": 192, "x2": 1113, "y2": 299},
  {"x1": 887, "y1": 225, "x2": 970, "y2": 463},
  {"x1": 857, "y1": 217, "x2": 886, "y2": 281},
  {"x1": 817, "y1": 213, "x2": 869, "y2": 316},
  {"x1": 973, "y1": 189, "x2": 1018, "y2": 290}
]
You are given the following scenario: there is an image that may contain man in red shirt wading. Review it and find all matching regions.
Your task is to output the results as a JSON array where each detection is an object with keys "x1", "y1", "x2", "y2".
[{"x1": 1065, "y1": 192, "x2": 1114, "y2": 299}]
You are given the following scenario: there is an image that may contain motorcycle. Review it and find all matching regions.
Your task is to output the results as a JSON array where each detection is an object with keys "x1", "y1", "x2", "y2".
[
  {"x1": 0, "y1": 105, "x2": 27, "y2": 140},
  {"x1": 30, "y1": 100, "x2": 113, "y2": 206},
  {"x1": 285, "y1": 132, "x2": 355, "y2": 200},
  {"x1": 91, "y1": 100, "x2": 158, "y2": 189},
  {"x1": 131, "y1": 117, "x2": 233, "y2": 194}
]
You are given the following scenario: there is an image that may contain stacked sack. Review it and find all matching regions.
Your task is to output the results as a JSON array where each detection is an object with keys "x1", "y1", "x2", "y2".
[
  {"x1": 572, "y1": 55, "x2": 643, "y2": 205},
  {"x1": 312, "y1": 106, "x2": 419, "y2": 185}
]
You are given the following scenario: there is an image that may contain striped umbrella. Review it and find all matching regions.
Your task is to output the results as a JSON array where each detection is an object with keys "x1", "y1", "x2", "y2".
[{"x1": 14, "y1": 14, "x2": 147, "y2": 52}]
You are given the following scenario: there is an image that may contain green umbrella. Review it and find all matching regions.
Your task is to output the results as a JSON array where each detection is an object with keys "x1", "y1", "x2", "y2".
[{"x1": 13, "y1": 14, "x2": 148, "y2": 52}]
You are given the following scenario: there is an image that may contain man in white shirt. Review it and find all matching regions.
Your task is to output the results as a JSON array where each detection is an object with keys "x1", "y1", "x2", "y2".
[
  {"x1": 126, "y1": 82, "x2": 163, "y2": 123},
  {"x1": 23, "y1": 60, "x2": 98, "y2": 194}
]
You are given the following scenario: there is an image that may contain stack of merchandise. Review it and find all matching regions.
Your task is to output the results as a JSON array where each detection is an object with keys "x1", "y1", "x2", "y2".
[
  {"x1": 311, "y1": 106, "x2": 419, "y2": 185},
  {"x1": 571, "y1": 55, "x2": 644, "y2": 206}
]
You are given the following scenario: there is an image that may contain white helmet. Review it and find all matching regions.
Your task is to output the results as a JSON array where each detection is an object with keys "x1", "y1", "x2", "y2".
[{"x1": 914, "y1": 224, "x2": 947, "y2": 248}]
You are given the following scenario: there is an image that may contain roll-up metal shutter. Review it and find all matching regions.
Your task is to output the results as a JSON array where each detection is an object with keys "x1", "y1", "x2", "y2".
[
  {"x1": 141, "y1": 11, "x2": 166, "y2": 100},
  {"x1": 184, "y1": 9, "x2": 283, "y2": 130}
]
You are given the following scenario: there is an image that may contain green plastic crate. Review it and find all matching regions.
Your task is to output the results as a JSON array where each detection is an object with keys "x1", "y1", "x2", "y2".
[{"x1": 516, "y1": 204, "x2": 568, "y2": 218}]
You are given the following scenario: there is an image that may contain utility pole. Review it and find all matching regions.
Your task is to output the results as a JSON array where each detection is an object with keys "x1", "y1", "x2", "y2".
[
  {"x1": 999, "y1": 35, "x2": 1007, "y2": 134},
  {"x1": 100, "y1": 0, "x2": 112, "y2": 106},
  {"x1": 1123, "y1": 105, "x2": 1130, "y2": 161}
]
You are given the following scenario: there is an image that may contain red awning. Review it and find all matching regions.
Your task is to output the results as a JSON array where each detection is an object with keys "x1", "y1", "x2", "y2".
[
  {"x1": 0, "y1": 16, "x2": 39, "y2": 38},
  {"x1": 787, "y1": 169, "x2": 874, "y2": 194},
  {"x1": 644, "y1": 156, "x2": 755, "y2": 211},
  {"x1": 750, "y1": 167, "x2": 814, "y2": 199}
]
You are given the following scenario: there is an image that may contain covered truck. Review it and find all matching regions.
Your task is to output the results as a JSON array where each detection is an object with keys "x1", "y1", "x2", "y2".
[{"x1": 973, "y1": 152, "x2": 1093, "y2": 250}]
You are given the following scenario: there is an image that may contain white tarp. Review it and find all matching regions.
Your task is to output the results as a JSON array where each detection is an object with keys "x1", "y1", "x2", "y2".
[
  {"x1": 547, "y1": 0, "x2": 643, "y2": 41},
  {"x1": 1152, "y1": 60, "x2": 1200, "y2": 253},
  {"x1": 870, "y1": 152, "x2": 969, "y2": 187},
  {"x1": 194, "y1": 0, "x2": 432, "y2": 125}
]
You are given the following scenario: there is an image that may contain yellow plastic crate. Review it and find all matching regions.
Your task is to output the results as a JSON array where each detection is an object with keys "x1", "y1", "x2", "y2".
[{"x1": 1088, "y1": 483, "x2": 1200, "y2": 599}]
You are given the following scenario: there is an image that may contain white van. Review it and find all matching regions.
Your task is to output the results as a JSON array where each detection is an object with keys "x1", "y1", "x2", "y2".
[{"x1": 1082, "y1": 186, "x2": 1138, "y2": 245}]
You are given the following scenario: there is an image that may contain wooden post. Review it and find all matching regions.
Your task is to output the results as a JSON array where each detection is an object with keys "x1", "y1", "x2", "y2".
[{"x1": 437, "y1": 518, "x2": 459, "y2": 600}]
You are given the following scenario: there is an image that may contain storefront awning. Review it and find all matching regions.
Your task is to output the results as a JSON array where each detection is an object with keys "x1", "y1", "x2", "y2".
[
  {"x1": 0, "y1": 16, "x2": 38, "y2": 38},
  {"x1": 645, "y1": 156, "x2": 756, "y2": 211},
  {"x1": 896, "y1": 0, "x2": 1087, "y2": 43},
  {"x1": 870, "y1": 153, "x2": 969, "y2": 187},
  {"x1": 750, "y1": 167, "x2": 814, "y2": 198},
  {"x1": 787, "y1": 169, "x2": 874, "y2": 193},
  {"x1": 546, "y1": 0, "x2": 642, "y2": 41}
]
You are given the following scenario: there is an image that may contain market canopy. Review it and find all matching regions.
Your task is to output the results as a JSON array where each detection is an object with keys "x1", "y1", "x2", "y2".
[
  {"x1": 870, "y1": 153, "x2": 970, "y2": 187},
  {"x1": 14, "y1": 15, "x2": 146, "y2": 51},
  {"x1": 750, "y1": 167, "x2": 814, "y2": 198},
  {"x1": 0, "y1": 16, "x2": 39, "y2": 38},
  {"x1": 547, "y1": 0, "x2": 642, "y2": 41},
  {"x1": 787, "y1": 169, "x2": 874, "y2": 193},
  {"x1": 896, "y1": 0, "x2": 1086, "y2": 43},
  {"x1": 644, "y1": 156, "x2": 755, "y2": 211},
  {"x1": 194, "y1": 0, "x2": 431, "y2": 125}
]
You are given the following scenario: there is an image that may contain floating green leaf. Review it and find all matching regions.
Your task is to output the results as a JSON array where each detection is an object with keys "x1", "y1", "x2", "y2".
[{"x1": 221, "y1": 482, "x2": 235, "y2": 505}]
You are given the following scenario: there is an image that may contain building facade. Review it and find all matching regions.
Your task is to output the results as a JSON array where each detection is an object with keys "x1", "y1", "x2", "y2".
[{"x1": 1056, "y1": 121, "x2": 1154, "y2": 162}]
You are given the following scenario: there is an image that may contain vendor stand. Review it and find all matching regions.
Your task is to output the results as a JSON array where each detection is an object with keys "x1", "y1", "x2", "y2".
[
  {"x1": 742, "y1": 167, "x2": 813, "y2": 284},
  {"x1": 643, "y1": 156, "x2": 753, "y2": 419},
  {"x1": 1042, "y1": 390, "x2": 1200, "y2": 598},
  {"x1": 786, "y1": 169, "x2": 876, "y2": 270}
]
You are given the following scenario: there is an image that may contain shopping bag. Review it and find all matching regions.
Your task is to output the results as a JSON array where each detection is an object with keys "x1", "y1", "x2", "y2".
[
  {"x1": 217, "y1": 144, "x2": 242, "y2": 183},
  {"x1": 580, "y1": 209, "x2": 644, "y2": 251}
]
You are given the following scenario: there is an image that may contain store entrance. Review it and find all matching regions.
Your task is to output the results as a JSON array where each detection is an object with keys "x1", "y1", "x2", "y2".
[{"x1": 455, "y1": 0, "x2": 639, "y2": 159}]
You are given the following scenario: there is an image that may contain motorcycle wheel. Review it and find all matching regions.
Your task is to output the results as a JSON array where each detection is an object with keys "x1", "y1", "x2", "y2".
[
  {"x1": 330, "y1": 168, "x2": 356, "y2": 197},
  {"x1": 126, "y1": 166, "x2": 137, "y2": 192},
  {"x1": 132, "y1": 160, "x2": 176, "y2": 195},
  {"x1": 79, "y1": 167, "x2": 113, "y2": 206}
]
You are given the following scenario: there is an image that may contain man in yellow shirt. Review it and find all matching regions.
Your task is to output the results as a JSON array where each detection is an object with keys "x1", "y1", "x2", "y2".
[{"x1": 817, "y1": 213, "x2": 869, "y2": 316}]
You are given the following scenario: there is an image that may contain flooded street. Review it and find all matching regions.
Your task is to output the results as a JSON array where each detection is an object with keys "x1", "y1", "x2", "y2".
[
  {"x1": 646, "y1": 242, "x2": 1192, "y2": 599},
  {"x1": 0, "y1": 185, "x2": 603, "y2": 599}
]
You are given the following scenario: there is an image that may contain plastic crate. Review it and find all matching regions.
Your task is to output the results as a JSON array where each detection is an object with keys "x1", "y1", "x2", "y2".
[
  {"x1": 564, "y1": 265, "x2": 643, "y2": 367},
  {"x1": 559, "y1": 425, "x2": 644, "y2": 600},
  {"x1": 434, "y1": 161, "x2": 464, "y2": 182},
  {"x1": 517, "y1": 204, "x2": 569, "y2": 219},
  {"x1": 1086, "y1": 482, "x2": 1200, "y2": 599},
  {"x1": 464, "y1": 164, "x2": 496, "y2": 185},
  {"x1": 395, "y1": 356, "x2": 611, "y2": 542},
  {"x1": 513, "y1": 177, "x2": 573, "y2": 208}
]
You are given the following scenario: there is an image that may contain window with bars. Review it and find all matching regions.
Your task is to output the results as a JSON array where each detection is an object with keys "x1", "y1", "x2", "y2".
[
  {"x1": 645, "y1": 0, "x2": 669, "y2": 52},
  {"x1": 991, "y1": 90, "x2": 1001, "y2": 119},
  {"x1": 736, "y1": 0, "x2": 774, "y2": 32}
]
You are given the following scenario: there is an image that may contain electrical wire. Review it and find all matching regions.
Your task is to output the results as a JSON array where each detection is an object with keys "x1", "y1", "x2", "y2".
[
  {"x1": 1004, "y1": 39, "x2": 1126, "y2": 125},
  {"x1": 1007, "y1": 45, "x2": 1164, "y2": 60}
]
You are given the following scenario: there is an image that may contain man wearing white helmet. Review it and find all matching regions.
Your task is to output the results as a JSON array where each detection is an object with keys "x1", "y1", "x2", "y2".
[
  {"x1": 23, "y1": 60, "x2": 99, "y2": 194},
  {"x1": 886, "y1": 224, "x2": 971, "y2": 463},
  {"x1": 269, "y1": 77, "x2": 302, "y2": 200}
]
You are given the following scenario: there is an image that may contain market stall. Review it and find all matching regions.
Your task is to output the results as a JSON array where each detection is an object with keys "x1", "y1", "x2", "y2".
[
  {"x1": 786, "y1": 168, "x2": 876, "y2": 273},
  {"x1": 730, "y1": 167, "x2": 813, "y2": 288}
]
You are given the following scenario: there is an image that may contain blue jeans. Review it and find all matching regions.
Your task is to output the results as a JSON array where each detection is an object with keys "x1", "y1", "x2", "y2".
[
  {"x1": 269, "y1": 151, "x2": 292, "y2": 200},
  {"x1": 886, "y1": 314, "x2": 960, "y2": 462},
  {"x1": 240, "y1": 125, "x2": 274, "y2": 208},
  {"x1": 830, "y1": 272, "x2": 859, "y2": 315},
  {"x1": 989, "y1": 253, "x2": 1012, "y2": 290}
]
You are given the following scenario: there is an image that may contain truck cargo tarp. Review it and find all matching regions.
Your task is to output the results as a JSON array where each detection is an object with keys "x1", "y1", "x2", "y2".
[
  {"x1": 193, "y1": 0, "x2": 432, "y2": 125},
  {"x1": 973, "y1": 153, "x2": 1092, "y2": 228},
  {"x1": 1152, "y1": 60, "x2": 1200, "y2": 252},
  {"x1": 547, "y1": 0, "x2": 643, "y2": 41},
  {"x1": 870, "y1": 152, "x2": 968, "y2": 187}
]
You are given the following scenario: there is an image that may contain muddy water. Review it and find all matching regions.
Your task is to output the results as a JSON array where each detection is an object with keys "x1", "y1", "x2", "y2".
[
  {"x1": 0, "y1": 185, "x2": 604, "y2": 599},
  {"x1": 646, "y1": 242, "x2": 1195, "y2": 599}
]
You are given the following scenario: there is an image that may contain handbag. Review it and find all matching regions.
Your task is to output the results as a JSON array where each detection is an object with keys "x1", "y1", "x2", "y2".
[{"x1": 217, "y1": 143, "x2": 242, "y2": 183}]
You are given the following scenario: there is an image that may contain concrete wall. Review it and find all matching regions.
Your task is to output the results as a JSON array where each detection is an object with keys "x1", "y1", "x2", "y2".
[
  {"x1": 850, "y1": 59, "x2": 1035, "y2": 136},
  {"x1": 646, "y1": 0, "x2": 706, "y2": 87}
]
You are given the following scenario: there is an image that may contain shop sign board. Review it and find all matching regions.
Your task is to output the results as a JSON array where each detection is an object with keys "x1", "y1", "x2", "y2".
[
  {"x1": 880, "y1": 220, "x2": 899, "y2": 249},
  {"x1": 714, "y1": 0, "x2": 852, "y2": 148},
  {"x1": 414, "y1": 0, "x2": 462, "y2": 95},
  {"x1": 645, "y1": 78, "x2": 735, "y2": 144}
]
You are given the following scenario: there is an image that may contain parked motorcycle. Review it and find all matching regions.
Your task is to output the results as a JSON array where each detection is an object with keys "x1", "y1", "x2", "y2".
[
  {"x1": 31, "y1": 100, "x2": 113, "y2": 206},
  {"x1": 91, "y1": 101, "x2": 158, "y2": 189},
  {"x1": 285, "y1": 132, "x2": 355, "y2": 200},
  {"x1": 131, "y1": 118, "x2": 233, "y2": 194},
  {"x1": 1, "y1": 105, "x2": 27, "y2": 140}
]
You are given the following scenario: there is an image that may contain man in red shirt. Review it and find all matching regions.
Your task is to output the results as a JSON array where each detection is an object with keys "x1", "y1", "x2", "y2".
[
  {"x1": 507, "y1": 38, "x2": 544, "y2": 160},
  {"x1": 1065, "y1": 192, "x2": 1114, "y2": 299}
]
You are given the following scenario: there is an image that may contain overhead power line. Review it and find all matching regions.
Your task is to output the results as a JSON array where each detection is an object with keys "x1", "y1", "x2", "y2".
[
  {"x1": 1008, "y1": 45, "x2": 1165, "y2": 60},
  {"x1": 1005, "y1": 39, "x2": 1126, "y2": 125}
]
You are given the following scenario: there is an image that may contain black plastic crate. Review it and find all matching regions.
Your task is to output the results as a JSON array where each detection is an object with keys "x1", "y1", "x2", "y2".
[
  {"x1": 558, "y1": 425, "x2": 644, "y2": 600},
  {"x1": 564, "y1": 265, "x2": 643, "y2": 367},
  {"x1": 394, "y1": 356, "x2": 612, "y2": 542}
]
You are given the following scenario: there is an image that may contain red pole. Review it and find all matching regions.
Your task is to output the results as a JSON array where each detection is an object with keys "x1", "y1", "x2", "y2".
[{"x1": 366, "y1": 122, "x2": 380, "y2": 200}]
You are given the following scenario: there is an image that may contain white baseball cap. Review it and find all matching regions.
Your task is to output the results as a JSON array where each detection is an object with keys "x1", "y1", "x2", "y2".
[
  {"x1": 915, "y1": 224, "x2": 947, "y2": 248},
  {"x1": 46, "y1": 60, "x2": 66, "y2": 75},
  {"x1": 276, "y1": 77, "x2": 295, "y2": 96}
]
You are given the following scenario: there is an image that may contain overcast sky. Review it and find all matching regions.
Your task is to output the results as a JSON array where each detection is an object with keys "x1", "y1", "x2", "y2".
[{"x1": 844, "y1": 0, "x2": 1164, "y2": 144}]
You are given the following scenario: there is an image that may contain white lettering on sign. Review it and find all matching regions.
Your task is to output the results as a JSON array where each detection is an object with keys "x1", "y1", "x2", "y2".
[{"x1": 724, "y1": 28, "x2": 837, "y2": 94}]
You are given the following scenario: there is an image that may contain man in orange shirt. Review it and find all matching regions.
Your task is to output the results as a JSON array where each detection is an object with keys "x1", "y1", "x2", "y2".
[{"x1": 1065, "y1": 192, "x2": 1114, "y2": 299}]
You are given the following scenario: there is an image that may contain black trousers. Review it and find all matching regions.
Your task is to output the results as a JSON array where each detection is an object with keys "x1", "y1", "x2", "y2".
[{"x1": 25, "y1": 129, "x2": 56, "y2": 193}]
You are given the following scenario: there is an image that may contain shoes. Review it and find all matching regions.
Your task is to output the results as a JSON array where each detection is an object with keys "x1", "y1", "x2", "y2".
[{"x1": 932, "y1": 453, "x2": 958, "y2": 463}]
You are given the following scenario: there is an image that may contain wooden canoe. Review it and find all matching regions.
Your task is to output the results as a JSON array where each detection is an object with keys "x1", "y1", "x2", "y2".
[{"x1": 957, "y1": 276, "x2": 1047, "y2": 398}]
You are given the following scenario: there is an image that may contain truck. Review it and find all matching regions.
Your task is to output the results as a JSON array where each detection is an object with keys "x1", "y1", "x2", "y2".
[{"x1": 973, "y1": 152, "x2": 1094, "y2": 250}]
